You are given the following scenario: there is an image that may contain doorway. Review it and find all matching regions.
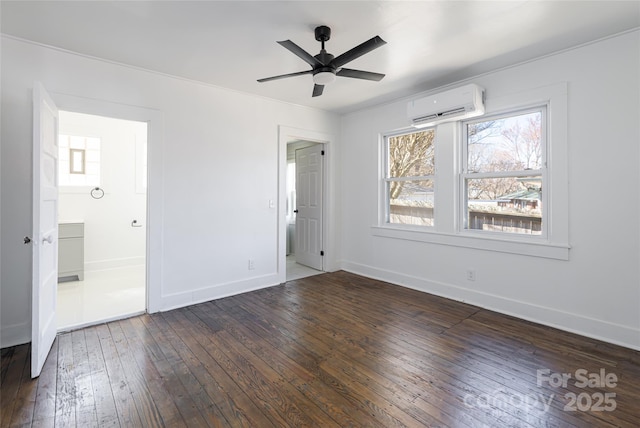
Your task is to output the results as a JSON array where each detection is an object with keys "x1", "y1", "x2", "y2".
[
  {"x1": 285, "y1": 140, "x2": 324, "y2": 281},
  {"x1": 56, "y1": 110, "x2": 147, "y2": 330}
]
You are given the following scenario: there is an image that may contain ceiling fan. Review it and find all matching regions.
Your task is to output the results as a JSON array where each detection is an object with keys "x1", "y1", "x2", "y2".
[{"x1": 257, "y1": 26, "x2": 386, "y2": 97}]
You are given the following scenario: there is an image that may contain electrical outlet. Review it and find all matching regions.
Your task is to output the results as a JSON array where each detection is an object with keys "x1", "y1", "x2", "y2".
[
  {"x1": 248, "y1": 259, "x2": 255, "y2": 270},
  {"x1": 466, "y1": 269, "x2": 476, "y2": 281}
]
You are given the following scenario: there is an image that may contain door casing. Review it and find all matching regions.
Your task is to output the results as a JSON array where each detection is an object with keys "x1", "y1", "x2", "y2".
[{"x1": 278, "y1": 126, "x2": 333, "y2": 283}]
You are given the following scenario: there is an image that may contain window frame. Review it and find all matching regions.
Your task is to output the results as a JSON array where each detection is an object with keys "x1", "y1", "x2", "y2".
[
  {"x1": 58, "y1": 134, "x2": 102, "y2": 192},
  {"x1": 382, "y1": 127, "x2": 437, "y2": 228},
  {"x1": 460, "y1": 106, "x2": 548, "y2": 240},
  {"x1": 373, "y1": 82, "x2": 569, "y2": 260}
]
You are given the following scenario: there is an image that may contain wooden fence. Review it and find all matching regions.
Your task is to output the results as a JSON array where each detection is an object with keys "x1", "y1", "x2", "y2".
[{"x1": 390, "y1": 204, "x2": 541, "y2": 234}]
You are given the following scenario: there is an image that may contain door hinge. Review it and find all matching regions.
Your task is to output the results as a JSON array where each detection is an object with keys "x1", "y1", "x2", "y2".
[
  {"x1": 321, "y1": 150, "x2": 325, "y2": 156},
  {"x1": 320, "y1": 251, "x2": 324, "y2": 256}
]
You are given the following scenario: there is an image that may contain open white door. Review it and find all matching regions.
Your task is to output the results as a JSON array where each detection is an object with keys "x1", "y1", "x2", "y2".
[
  {"x1": 31, "y1": 82, "x2": 59, "y2": 378},
  {"x1": 295, "y1": 144, "x2": 323, "y2": 270}
]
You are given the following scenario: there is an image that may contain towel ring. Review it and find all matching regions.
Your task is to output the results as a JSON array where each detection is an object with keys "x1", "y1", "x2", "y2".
[{"x1": 90, "y1": 187, "x2": 104, "y2": 199}]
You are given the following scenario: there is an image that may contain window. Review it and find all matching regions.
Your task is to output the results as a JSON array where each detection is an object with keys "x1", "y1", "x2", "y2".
[
  {"x1": 462, "y1": 108, "x2": 545, "y2": 236},
  {"x1": 384, "y1": 129, "x2": 436, "y2": 226},
  {"x1": 374, "y1": 83, "x2": 568, "y2": 260},
  {"x1": 59, "y1": 134, "x2": 101, "y2": 187}
]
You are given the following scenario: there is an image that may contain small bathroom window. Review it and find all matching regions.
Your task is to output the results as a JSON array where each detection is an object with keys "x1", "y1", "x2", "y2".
[
  {"x1": 69, "y1": 148, "x2": 86, "y2": 174},
  {"x1": 59, "y1": 135, "x2": 101, "y2": 187}
]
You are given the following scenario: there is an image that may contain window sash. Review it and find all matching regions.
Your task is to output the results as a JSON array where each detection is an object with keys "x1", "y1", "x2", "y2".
[
  {"x1": 383, "y1": 128, "x2": 436, "y2": 226},
  {"x1": 461, "y1": 106, "x2": 547, "y2": 238},
  {"x1": 384, "y1": 129, "x2": 436, "y2": 179}
]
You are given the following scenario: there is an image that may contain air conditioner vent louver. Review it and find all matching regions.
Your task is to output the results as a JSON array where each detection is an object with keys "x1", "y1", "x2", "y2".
[
  {"x1": 413, "y1": 114, "x2": 439, "y2": 122},
  {"x1": 407, "y1": 84, "x2": 485, "y2": 128}
]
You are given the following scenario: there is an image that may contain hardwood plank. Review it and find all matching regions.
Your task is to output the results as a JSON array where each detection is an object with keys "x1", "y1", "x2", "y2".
[
  {"x1": 32, "y1": 339, "x2": 58, "y2": 424},
  {"x1": 235, "y1": 290, "x2": 455, "y2": 427},
  {"x1": 70, "y1": 329, "x2": 98, "y2": 427},
  {"x1": 159, "y1": 310, "x2": 275, "y2": 427},
  {"x1": 120, "y1": 316, "x2": 221, "y2": 427},
  {"x1": 83, "y1": 326, "x2": 120, "y2": 427},
  {"x1": 190, "y1": 303, "x2": 375, "y2": 427},
  {"x1": 54, "y1": 333, "x2": 76, "y2": 427},
  {"x1": 1, "y1": 347, "x2": 17, "y2": 385},
  {"x1": 95, "y1": 322, "x2": 143, "y2": 427},
  {"x1": 108, "y1": 320, "x2": 177, "y2": 427},
  {"x1": 4, "y1": 344, "x2": 38, "y2": 427},
  {"x1": 240, "y1": 284, "x2": 512, "y2": 427},
  {"x1": 1, "y1": 343, "x2": 30, "y2": 426},
  {"x1": 193, "y1": 301, "x2": 387, "y2": 427},
  {"x1": 2, "y1": 271, "x2": 639, "y2": 428},
  {"x1": 9, "y1": 351, "x2": 38, "y2": 426},
  {"x1": 171, "y1": 308, "x2": 300, "y2": 427}
]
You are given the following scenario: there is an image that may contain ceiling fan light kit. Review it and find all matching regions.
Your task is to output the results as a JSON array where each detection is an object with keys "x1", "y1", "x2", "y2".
[
  {"x1": 258, "y1": 25, "x2": 386, "y2": 97},
  {"x1": 313, "y1": 70, "x2": 336, "y2": 85}
]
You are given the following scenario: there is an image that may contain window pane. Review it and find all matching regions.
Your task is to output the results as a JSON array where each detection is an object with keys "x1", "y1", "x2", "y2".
[
  {"x1": 466, "y1": 176, "x2": 542, "y2": 235},
  {"x1": 58, "y1": 134, "x2": 101, "y2": 187},
  {"x1": 69, "y1": 136, "x2": 85, "y2": 149},
  {"x1": 389, "y1": 180, "x2": 434, "y2": 226},
  {"x1": 388, "y1": 129, "x2": 435, "y2": 178},
  {"x1": 467, "y1": 111, "x2": 542, "y2": 173},
  {"x1": 70, "y1": 149, "x2": 85, "y2": 174}
]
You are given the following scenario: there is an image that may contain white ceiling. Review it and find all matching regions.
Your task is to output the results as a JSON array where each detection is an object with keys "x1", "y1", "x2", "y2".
[{"x1": 2, "y1": 1, "x2": 639, "y2": 113}]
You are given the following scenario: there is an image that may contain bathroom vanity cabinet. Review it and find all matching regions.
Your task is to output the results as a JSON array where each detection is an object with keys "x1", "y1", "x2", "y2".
[{"x1": 58, "y1": 222, "x2": 84, "y2": 281}]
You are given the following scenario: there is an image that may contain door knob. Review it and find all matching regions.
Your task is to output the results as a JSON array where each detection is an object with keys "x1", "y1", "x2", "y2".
[
  {"x1": 42, "y1": 235, "x2": 53, "y2": 244},
  {"x1": 24, "y1": 236, "x2": 32, "y2": 244},
  {"x1": 294, "y1": 209, "x2": 299, "y2": 213}
]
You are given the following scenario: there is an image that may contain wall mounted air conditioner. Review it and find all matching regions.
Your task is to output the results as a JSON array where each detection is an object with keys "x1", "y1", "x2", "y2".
[{"x1": 407, "y1": 83, "x2": 485, "y2": 128}]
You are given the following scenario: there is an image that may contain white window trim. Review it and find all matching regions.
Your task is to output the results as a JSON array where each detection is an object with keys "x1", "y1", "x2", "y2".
[{"x1": 373, "y1": 82, "x2": 569, "y2": 260}]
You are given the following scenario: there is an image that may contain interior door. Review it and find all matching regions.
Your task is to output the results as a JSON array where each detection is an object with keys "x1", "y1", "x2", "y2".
[
  {"x1": 295, "y1": 144, "x2": 323, "y2": 270},
  {"x1": 31, "y1": 82, "x2": 59, "y2": 378}
]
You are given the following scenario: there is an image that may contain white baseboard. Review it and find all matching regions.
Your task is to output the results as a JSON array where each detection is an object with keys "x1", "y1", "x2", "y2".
[
  {"x1": 340, "y1": 261, "x2": 640, "y2": 351},
  {"x1": 1, "y1": 321, "x2": 30, "y2": 349},
  {"x1": 85, "y1": 256, "x2": 145, "y2": 272},
  {"x1": 158, "y1": 273, "x2": 281, "y2": 313}
]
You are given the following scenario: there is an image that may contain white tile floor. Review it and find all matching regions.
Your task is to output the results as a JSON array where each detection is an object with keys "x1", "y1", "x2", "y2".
[
  {"x1": 286, "y1": 254, "x2": 322, "y2": 281},
  {"x1": 56, "y1": 258, "x2": 319, "y2": 331},
  {"x1": 57, "y1": 265, "x2": 146, "y2": 331}
]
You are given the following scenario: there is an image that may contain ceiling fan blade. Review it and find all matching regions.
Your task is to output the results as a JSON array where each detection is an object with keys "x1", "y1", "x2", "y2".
[
  {"x1": 277, "y1": 40, "x2": 324, "y2": 67},
  {"x1": 337, "y1": 68, "x2": 385, "y2": 81},
  {"x1": 312, "y1": 84, "x2": 324, "y2": 97},
  {"x1": 331, "y1": 36, "x2": 386, "y2": 68},
  {"x1": 257, "y1": 70, "x2": 313, "y2": 83}
]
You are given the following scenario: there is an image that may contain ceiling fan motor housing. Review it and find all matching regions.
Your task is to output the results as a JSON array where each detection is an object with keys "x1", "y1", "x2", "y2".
[{"x1": 315, "y1": 25, "x2": 331, "y2": 42}]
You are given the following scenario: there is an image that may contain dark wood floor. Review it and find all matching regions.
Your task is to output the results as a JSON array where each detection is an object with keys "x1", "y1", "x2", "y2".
[{"x1": 2, "y1": 271, "x2": 640, "y2": 427}]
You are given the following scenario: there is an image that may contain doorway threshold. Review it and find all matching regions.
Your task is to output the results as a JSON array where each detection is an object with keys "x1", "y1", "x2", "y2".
[{"x1": 286, "y1": 255, "x2": 322, "y2": 282}]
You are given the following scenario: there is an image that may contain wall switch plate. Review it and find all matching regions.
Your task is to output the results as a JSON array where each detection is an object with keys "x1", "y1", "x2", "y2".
[{"x1": 248, "y1": 259, "x2": 255, "y2": 270}]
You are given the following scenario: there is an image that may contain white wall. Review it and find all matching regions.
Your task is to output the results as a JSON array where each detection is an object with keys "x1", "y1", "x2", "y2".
[
  {"x1": 58, "y1": 112, "x2": 147, "y2": 271},
  {"x1": 3, "y1": 31, "x2": 638, "y2": 351},
  {"x1": 340, "y1": 30, "x2": 640, "y2": 350},
  {"x1": 0, "y1": 36, "x2": 340, "y2": 347}
]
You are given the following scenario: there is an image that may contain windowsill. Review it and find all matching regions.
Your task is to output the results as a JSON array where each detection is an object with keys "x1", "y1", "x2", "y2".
[{"x1": 371, "y1": 225, "x2": 570, "y2": 260}]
